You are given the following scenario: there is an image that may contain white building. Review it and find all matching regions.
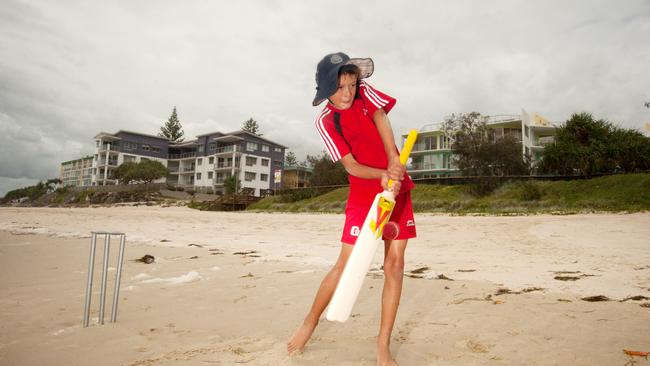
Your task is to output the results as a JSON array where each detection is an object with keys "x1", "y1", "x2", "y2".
[
  {"x1": 405, "y1": 110, "x2": 557, "y2": 179},
  {"x1": 91, "y1": 130, "x2": 286, "y2": 196}
]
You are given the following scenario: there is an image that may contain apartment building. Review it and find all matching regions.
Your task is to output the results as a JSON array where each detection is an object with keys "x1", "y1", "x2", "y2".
[
  {"x1": 282, "y1": 165, "x2": 313, "y2": 188},
  {"x1": 91, "y1": 130, "x2": 286, "y2": 196},
  {"x1": 92, "y1": 131, "x2": 169, "y2": 186},
  {"x1": 59, "y1": 156, "x2": 94, "y2": 187},
  {"x1": 405, "y1": 110, "x2": 557, "y2": 179}
]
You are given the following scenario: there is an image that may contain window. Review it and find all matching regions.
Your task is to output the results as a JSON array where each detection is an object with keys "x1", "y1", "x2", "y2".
[
  {"x1": 209, "y1": 143, "x2": 217, "y2": 152},
  {"x1": 262, "y1": 144, "x2": 270, "y2": 152},
  {"x1": 261, "y1": 159, "x2": 269, "y2": 167},
  {"x1": 208, "y1": 157, "x2": 214, "y2": 164},
  {"x1": 246, "y1": 156, "x2": 257, "y2": 166},
  {"x1": 123, "y1": 155, "x2": 136, "y2": 163},
  {"x1": 142, "y1": 144, "x2": 151, "y2": 151},
  {"x1": 124, "y1": 141, "x2": 138, "y2": 150},
  {"x1": 208, "y1": 171, "x2": 213, "y2": 179},
  {"x1": 151, "y1": 146, "x2": 160, "y2": 153},
  {"x1": 198, "y1": 145, "x2": 204, "y2": 153},
  {"x1": 196, "y1": 172, "x2": 202, "y2": 180},
  {"x1": 245, "y1": 172, "x2": 256, "y2": 181},
  {"x1": 197, "y1": 158, "x2": 203, "y2": 166},
  {"x1": 423, "y1": 136, "x2": 437, "y2": 150},
  {"x1": 274, "y1": 160, "x2": 282, "y2": 168},
  {"x1": 246, "y1": 142, "x2": 258, "y2": 151},
  {"x1": 274, "y1": 147, "x2": 282, "y2": 153},
  {"x1": 260, "y1": 173, "x2": 268, "y2": 182}
]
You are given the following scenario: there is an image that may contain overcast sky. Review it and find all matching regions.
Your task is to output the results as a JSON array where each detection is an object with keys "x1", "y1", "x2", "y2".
[{"x1": 1, "y1": 0, "x2": 649, "y2": 196}]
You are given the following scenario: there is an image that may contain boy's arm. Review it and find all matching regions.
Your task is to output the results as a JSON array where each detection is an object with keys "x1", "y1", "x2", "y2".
[
  {"x1": 373, "y1": 109, "x2": 406, "y2": 182},
  {"x1": 340, "y1": 154, "x2": 402, "y2": 194}
]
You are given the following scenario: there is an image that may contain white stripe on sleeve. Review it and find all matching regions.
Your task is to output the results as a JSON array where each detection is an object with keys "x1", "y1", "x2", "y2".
[
  {"x1": 362, "y1": 81, "x2": 388, "y2": 105},
  {"x1": 361, "y1": 84, "x2": 383, "y2": 109},
  {"x1": 314, "y1": 109, "x2": 341, "y2": 161}
]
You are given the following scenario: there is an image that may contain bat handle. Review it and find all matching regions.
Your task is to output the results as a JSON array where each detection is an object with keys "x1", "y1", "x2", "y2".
[{"x1": 387, "y1": 129, "x2": 418, "y2": 189}]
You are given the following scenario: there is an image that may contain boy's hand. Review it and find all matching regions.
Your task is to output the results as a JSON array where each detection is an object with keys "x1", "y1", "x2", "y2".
[
  {"x1": 386, "y1": 156, "x2": 405, "y2": 182},
  {"x1": 381, "y1": 171, "x2": 402, "y2": 195}
]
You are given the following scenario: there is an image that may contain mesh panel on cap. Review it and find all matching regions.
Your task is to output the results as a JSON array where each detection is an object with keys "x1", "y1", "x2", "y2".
[{"x1": 346, "y1": 58, "x2": 374, "y2": 79}]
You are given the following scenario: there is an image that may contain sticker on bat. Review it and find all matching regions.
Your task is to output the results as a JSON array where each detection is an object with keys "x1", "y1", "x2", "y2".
[{"x1": 369, "y1": 196, "x2": 396, "y2": 239}]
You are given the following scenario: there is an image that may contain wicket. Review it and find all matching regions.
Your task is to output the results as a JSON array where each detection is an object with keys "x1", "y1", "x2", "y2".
[{"x1": 83, "y1": 232, "x2": 126, "y2": 327}]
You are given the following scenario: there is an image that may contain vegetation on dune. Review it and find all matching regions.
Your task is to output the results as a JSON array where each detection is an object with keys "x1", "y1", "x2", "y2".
[{"x1": 248, "y1": 173, "x2": 650, "y2": 215}]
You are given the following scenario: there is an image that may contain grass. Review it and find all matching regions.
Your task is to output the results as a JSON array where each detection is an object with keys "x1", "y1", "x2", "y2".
[{"x1": 248, "y1": 173, "x2": 650, "y2": 215}]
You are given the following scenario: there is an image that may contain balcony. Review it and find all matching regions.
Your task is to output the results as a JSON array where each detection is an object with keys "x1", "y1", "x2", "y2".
[
  {"x1": 96, "y1": 160, "x2": 118, "y2": 168},
  {"x1": 411, "y1": 144, "x2": 452, "y2": 154},
  {"x1": 408, "y1": 163, "x2": 452, "y2": 172},
  {"x1": 168, "y1": 152, "x2": 197, "y2": 159},
  {"x1": 212, "y1": 145, "x2": 240, "y2": 155},
  {"x1": 215, "y1": 163, "x2": 241, "y2": 171},
  {"x1": 536, "y1": 136, "x2": 555, "y2": 146}
]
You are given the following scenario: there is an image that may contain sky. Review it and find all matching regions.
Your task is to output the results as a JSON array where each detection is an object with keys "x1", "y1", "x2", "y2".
[{"x1": 1, "y1": 0, "x2": 649, "y2": 196}]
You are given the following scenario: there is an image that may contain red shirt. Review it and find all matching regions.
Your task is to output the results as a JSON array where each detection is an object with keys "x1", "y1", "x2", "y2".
[{"x1": 314, "y1": 81, "x2": 414, "y2": 204}]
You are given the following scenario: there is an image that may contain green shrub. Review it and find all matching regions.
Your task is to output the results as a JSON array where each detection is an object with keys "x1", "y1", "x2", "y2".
[{"x1": 519, "y1": 181, "x2": 542, "y2": 201}]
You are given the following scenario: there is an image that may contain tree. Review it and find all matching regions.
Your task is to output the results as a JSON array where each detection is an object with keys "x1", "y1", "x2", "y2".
[
  {"x1": 138, "y1": 160, "x2": 169, "y2": 183},
  {"x1": 113, "y1": 160, "x2": 169, "y2": 184},
  {"x1": 1, "y1": 179, "x2": 57, "y2": 203},
  {"x1": 307, "y1": 151, "x2": 348, "y2": 187},
  {"x1": 159, "y1": 106, "x2": 185, "y2": 142},
  {"x1": 538, "y1": 112, "x2": 650, "y2": 176},
  {"x1": 285, "y1": 151, "x2": 298, "y2": 166},
  {"x1": 442, "y1": 112, "x2": 529, "y2": 195},
  {"x1": 442, "y1": 112, "x2": 529, "y2": 177},
  {"x1": 223, "y1": 175, "x2": 240, "y2": 194},
  {"x1": 112, "y1": 162, "x2": 139, "y2": 184},
  {"x1": 241, "y1": 118, "x2": 261, "y2": 135}
]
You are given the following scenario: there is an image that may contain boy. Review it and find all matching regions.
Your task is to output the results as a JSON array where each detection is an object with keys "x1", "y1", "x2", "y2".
[{"x1": 287, "y1": 52, "x2": 416, "y2": 366}]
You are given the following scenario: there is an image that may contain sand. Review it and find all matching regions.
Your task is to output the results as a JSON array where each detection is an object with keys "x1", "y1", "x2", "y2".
[{"x1": 0, "y1": 206, "x2": 649, "y2": 365}]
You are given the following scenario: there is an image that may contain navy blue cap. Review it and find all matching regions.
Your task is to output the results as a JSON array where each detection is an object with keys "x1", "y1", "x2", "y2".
[{"x1": 312, "y1": 52, "x2": 374, "y2": 106}]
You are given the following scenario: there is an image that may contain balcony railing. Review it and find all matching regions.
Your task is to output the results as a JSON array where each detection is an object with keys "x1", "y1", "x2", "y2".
[
  {"x1": 411, "y1": 144, "x2": 451, "y2": 153},
  {"x1": 168, "y1": 152, "x2": 197, "y2": 159},
  {"x1": 215, "y1": 163, "x2": 240, "y2": 169},
  {"x1": 536, "y1": 136, "x2": 555, "y2": 146},
  {"x1": 97, "y1": 161, "x2": 118, "y2": 167},
  {"x1": 212, "y1": 145, "x2": 239, "y2": 154},
  {"x1": 408, "y1": 163, "x2": 453, "y2": 171}
]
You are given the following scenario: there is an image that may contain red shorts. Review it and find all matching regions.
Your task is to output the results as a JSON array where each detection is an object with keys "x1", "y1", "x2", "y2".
[{"x1": 341, "y1": 190, "x2": 416, "y2": 245}]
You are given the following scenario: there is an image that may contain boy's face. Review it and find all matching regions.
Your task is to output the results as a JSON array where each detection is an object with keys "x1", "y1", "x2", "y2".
[{"x1": 328, "y1": 73, "x2": 357, "y2": 110}]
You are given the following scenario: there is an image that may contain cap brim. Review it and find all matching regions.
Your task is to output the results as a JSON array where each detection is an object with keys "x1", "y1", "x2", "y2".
[{"x1": 346, "y1": 58, "x2": 374, "y2": 79}]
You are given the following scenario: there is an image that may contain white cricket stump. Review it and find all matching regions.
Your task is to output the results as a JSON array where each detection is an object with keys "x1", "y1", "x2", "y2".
[{"x1": 82, "y1": 232, "x2": 127, "y2": 327}]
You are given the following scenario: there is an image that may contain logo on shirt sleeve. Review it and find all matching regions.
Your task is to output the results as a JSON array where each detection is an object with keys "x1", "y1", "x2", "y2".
[{"x1": 350, "y1": 226, "x2": 360, "y2": 236}]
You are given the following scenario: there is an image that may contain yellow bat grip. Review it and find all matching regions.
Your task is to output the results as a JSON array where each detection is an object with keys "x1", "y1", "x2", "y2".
[{"x1": 388, "y1": 129, "x2": 418, "y2": 188}]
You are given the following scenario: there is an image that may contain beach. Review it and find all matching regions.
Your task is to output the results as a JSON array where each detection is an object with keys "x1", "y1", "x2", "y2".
[{"x1": 0, "y1": 206, "x2": 649, "y2": 365}]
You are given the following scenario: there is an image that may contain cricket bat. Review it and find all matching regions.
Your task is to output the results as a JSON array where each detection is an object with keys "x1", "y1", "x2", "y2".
[{"x1": 326, "y1": 129, "x2": 418, "y2": 322}]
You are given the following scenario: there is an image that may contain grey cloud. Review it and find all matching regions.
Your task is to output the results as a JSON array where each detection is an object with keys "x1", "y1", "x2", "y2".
[{"x1": 1, "y1": 0, "x2": 649, "y2": 196}]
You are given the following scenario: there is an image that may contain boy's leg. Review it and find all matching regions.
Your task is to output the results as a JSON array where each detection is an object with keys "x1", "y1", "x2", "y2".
[
  {"x1": 377, "y1": 238, "x2": 408, "y2": 365},
  {"x1": 287, "y1": 242, "x2": 354, "y2": 354}
]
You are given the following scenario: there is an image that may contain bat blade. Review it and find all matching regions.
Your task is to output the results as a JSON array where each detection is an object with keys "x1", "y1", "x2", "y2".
[{"x1": 325, "y1": 190, "x2": 396, "y2": 322}]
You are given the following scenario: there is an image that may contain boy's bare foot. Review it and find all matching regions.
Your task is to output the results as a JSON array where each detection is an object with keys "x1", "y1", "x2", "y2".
[
  {"x1": 287, "y1": 321, "x2": 316, "y2": 354},
  {"x1": 377, "y1": 346, "x2": 398, "y2": 366}
]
